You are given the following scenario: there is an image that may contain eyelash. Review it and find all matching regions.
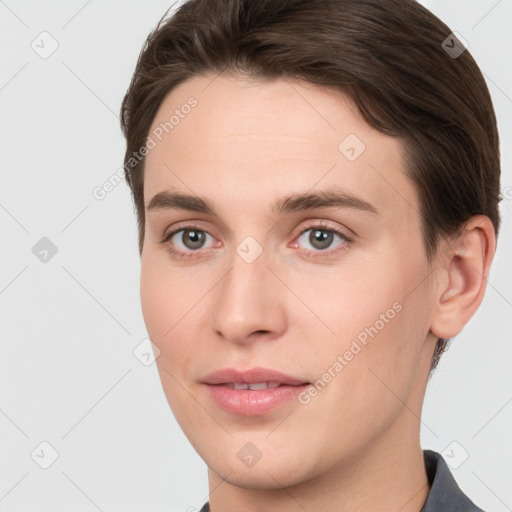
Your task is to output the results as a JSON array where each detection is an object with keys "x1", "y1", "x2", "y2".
[{"x1": 159, "y1": 221, "x2": 353, "y2": 260}]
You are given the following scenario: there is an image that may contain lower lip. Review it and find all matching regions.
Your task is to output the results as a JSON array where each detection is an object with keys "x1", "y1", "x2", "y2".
[{"x1": 204, "y1": 383, "x2": 311, "y2": 416}]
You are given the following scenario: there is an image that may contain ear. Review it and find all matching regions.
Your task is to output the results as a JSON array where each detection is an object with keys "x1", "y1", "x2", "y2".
[{"x1": 430, "y1": 215, "x2": 496, "y2": 339}]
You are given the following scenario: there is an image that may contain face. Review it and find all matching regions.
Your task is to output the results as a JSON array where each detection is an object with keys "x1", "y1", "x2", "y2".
[{"x1": 140, "y1": 73, "x2": 438, "y2": 489}]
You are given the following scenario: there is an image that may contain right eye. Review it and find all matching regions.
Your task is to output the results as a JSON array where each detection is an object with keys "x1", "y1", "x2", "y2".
[{"x1": 161, "y1": 226, "x2": 218, "y2": 259}]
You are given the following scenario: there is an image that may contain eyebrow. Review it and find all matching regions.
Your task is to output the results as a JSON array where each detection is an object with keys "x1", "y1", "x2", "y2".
[{"x1": 146, "y1": 187, "x2": 379, "y2": 216}]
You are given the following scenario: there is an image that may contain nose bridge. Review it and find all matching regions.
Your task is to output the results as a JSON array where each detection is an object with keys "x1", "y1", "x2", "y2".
[{"x1": 211, "y1": 235, "x2": 284, "y2": 342}]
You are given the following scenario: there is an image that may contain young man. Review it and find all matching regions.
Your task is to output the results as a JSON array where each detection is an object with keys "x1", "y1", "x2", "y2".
[{"x1": 120, "y1": 0, "x2": 500, "y2": 510}]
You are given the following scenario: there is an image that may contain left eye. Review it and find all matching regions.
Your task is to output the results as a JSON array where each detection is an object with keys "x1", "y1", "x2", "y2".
[{"x1": 296, "y1": 226, "x2": 348, "y2": 252}]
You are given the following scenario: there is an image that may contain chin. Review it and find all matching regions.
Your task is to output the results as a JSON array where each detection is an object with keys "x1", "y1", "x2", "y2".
[
  {"x1": 192, "y1": 432, "x2": 324, "y2": 489},
  {"x1": 208, "y1": 454, "x2": 313, "y2": 490}
]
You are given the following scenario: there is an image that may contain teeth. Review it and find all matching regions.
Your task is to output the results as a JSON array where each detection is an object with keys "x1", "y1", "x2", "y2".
[
  {"x1": 249, "y1": 382, "x2": 269, "y2": 390},
  {"x1": 225, "y1": 381, "x2": 281, "y2": 390}
]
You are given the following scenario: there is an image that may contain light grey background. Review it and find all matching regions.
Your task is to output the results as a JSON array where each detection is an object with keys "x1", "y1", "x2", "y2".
[{"x1": 0, "y1": 1, "x2": 510, "y2": 511}]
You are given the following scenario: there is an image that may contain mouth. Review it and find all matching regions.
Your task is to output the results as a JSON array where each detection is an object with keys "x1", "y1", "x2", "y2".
[
  {"x1": 222, "y1": 381, "x2": 300, "y2": 390},
  {"x1": 201, "y1": 367, "x2": 311, "y2": 416}
]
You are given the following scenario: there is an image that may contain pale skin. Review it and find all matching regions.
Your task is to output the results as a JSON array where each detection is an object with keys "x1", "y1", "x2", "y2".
[{"x1": 139, "y1": 73, "x2": 495, "y2": 512}]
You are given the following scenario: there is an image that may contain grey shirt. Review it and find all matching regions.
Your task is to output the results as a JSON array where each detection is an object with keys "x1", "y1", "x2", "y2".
[{"x1": 198, "y1": 449, "x2": 485, "y2": 511}]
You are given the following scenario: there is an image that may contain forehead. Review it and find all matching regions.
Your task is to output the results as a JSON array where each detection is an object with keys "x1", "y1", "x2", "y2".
[{"x1": 143, "y1": 73, "x2": 416, "y2": 219}]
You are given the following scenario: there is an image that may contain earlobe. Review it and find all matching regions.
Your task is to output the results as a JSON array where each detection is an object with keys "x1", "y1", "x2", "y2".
[{"x1": 430, "y1": 216, "x2": 496, "y2": 339}]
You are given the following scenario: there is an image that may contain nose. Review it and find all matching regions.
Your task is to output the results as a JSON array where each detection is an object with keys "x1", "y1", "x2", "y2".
[{"x1": 210, "y1": 244, "x2": 287, "y2": 346}]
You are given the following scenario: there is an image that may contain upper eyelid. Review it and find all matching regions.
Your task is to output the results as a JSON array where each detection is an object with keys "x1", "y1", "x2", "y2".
[{"x1": 164, "y1": 220, "x2": 349, "y2": 237}]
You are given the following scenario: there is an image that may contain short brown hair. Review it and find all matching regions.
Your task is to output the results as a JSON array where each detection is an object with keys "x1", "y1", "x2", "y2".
[{"x1": 120, "y1": 0, "x2": 501, "y2": 373}]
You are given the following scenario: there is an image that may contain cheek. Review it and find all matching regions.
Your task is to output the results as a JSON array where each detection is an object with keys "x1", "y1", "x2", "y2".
[
  {"x1": 302, "y1": 251, "x2": 432, "y2": 397},
  {"x1": 140, "y1": 252, "x2": 190, "y2": 358},
  {"x1": 291, "y1": 260, "x2": 403, "y2": 345},
  {"x1": 140, "y1": 255, "x2": 204, "y2": 426},
  {"x1": 140, "y1": 257, "x2": 170, "y2": 340},
  {"x1": 292, "y1": 263, "x2": 433, "y2": 463},
  {"x1": 140, "y1": 250, "x2": 216, "y2": 383}
]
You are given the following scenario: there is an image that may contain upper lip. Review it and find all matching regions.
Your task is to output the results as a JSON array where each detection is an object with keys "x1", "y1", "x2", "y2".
[{"x1": 202, "y1": 367, "x2": 309, "y2": 385}]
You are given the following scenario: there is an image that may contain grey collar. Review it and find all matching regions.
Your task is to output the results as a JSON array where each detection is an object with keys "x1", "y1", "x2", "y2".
[{"x1": 420, "y1": 449, "x2": 485, "y2": 511}]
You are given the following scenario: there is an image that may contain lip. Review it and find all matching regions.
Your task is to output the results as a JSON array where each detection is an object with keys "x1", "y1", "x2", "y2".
[
  {"x1": 202, "y1": 367, "x2": 309, "y2": 386},
  {"x1": 202, "y1": 367, "x2": 311, "y2": 416}
]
